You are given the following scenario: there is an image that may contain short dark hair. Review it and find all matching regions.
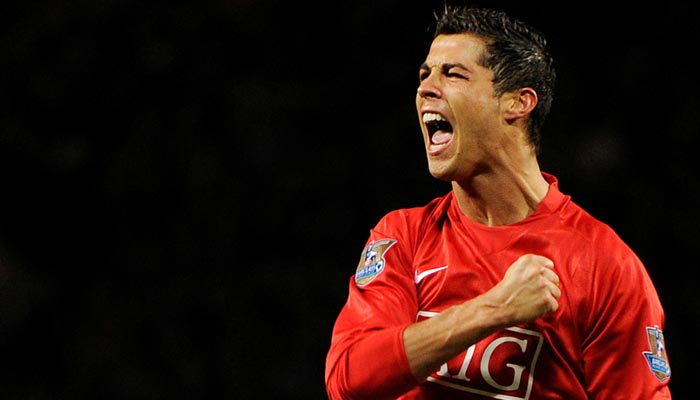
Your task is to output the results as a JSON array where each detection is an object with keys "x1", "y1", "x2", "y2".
[{"x1": 434, "y1": 6, "x2": 556, "y2": 153}]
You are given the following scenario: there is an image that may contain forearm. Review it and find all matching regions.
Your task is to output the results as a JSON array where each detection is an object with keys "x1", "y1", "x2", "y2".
[
  {"x1": 403, "y1": 294, "x2": 509, "y2": 380},
  {"x1": 326, "y1": 326, "x2": 419, "y2": 400}
]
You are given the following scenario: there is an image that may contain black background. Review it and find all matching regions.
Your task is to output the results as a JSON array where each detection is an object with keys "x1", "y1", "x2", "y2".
[{"x1": 0, "y1": 0, "x2": 697, "y2": 398}]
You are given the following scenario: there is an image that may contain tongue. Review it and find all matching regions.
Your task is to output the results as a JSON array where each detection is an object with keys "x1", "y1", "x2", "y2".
[{"x1": 431, "y1": 131, "x2": 453, "y2": 145}]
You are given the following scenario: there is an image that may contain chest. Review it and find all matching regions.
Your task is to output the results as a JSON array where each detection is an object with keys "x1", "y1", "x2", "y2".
[{"x1": 411, "y1": 225, "x2": 577, "y2": 313}]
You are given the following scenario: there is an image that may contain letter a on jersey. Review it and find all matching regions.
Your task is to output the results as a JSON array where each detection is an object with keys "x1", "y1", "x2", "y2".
[{"x1": 354, "y1": 239, "x2": 397, "y2": 286}]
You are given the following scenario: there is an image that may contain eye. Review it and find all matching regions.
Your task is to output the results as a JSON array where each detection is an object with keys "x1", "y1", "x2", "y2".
[
  {"x1": 446, "y1": 70, "x2": 467, "y2": 80},
  {"x1": 418, "y1": 70, "x2": 430, "y2": 82}
]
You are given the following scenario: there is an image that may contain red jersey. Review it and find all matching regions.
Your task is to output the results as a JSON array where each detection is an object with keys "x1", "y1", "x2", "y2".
[{"x1": 325, "y1": 173, "x2": 671, "y2": 399}]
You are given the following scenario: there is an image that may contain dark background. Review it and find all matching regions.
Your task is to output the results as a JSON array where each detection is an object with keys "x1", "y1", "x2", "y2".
[{"x1": 0, "y1": 0, "x2": 697, "y2": 398}]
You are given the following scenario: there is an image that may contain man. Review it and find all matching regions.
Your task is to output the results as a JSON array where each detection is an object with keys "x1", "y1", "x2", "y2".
[{"x1": 325, "y1": 5, "x2": 671, "y2": 399}]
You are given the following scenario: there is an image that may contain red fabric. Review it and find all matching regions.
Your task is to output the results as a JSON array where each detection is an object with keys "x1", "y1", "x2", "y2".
[{"x1": 325, "y1": 173, "x2": 671, "y2": 399}]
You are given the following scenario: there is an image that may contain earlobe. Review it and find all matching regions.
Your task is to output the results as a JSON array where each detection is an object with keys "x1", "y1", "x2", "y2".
[{"x1": 503, "y1": 88, "x2": 538, "y2": 121}]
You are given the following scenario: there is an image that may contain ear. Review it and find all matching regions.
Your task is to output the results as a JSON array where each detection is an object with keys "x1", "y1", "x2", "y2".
[{"x1": 502, "y1": 88, "x2": 538, "y2": 123}]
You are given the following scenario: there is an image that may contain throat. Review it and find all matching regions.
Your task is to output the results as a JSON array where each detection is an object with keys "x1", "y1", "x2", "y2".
[{"x1": 452, "y1": 172, "x2": 549, "y2": 226}]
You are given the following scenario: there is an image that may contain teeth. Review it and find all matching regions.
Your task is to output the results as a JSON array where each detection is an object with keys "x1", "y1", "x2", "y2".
[{"x1": 422, "y1": 112, "x2": 446, "y2": 123}]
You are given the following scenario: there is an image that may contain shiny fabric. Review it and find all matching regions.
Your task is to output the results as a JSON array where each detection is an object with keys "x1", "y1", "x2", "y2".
[{"x1": 325, "y1": 173, "x2": 671, "y2": 399}]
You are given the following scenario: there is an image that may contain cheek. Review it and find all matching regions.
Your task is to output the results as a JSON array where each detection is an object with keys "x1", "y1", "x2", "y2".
[{"x1": 455, "y1": 96, "x2": 501, "y2": 132}]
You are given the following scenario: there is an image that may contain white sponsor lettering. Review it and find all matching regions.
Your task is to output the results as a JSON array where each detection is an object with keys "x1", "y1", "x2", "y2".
[
  {"x1": 418, "y1": 310, "x2": 543, "y2": 400},
  {"x1": 481, "y1": 336, "x2": 527, "y2": 391}
]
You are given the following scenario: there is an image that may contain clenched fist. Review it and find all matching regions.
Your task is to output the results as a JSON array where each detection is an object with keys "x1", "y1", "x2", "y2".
[{"x1": 486, "y1": 254, "x2": 561, "y2": 326}]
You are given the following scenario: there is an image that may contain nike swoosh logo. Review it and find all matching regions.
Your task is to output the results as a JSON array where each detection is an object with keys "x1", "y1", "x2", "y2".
[{"x1": 415, "y1": 265, "x2": 448, "y2": 284}]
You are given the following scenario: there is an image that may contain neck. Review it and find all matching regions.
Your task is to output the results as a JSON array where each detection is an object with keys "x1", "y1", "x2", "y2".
[{"x1": 452, "y1": 160, "x2": 549, "y2": 227}]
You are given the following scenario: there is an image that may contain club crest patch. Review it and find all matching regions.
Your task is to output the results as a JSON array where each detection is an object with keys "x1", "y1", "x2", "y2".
[
  {"x1": 642, "y1": 326, "x2": 671, "y2": 381},
  {"x1": 354, "y1": 239, "x2": 397, "y2": 286}
]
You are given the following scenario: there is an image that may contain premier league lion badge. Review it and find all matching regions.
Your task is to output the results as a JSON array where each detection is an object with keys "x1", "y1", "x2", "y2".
[
  {"x1": 354, "y1": 239, "x2": 397, "y2": 286},
  {"x1": 643, "y1": 326, "x2": 671, "y2": 381}
]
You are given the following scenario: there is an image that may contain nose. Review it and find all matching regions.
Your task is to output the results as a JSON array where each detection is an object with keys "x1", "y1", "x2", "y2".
[{"x1": 417, "y1": 75, "x2": 441, "y2": 99}]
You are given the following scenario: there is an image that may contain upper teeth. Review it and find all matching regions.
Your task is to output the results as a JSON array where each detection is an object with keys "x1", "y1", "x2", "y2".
[{"x1": 423, "y1": 113, "x2": 446, "y2": 123}]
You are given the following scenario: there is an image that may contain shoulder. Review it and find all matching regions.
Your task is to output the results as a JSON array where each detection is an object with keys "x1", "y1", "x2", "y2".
[
  {"x1": 374, "y1": 192, "x2": 453, "y2": 235},
  {"x1": 560, "y1": 199, "x2": 632, "y2": 254},
  {"x1": 541, "y1": 174, "x2": 642, "y2": 278},
  {"x1": 557, "y1": 198, "x2": 647, "y2": 286},
  {"x1": 543, "y1": 173, "x2": 625, "y2": 248}
]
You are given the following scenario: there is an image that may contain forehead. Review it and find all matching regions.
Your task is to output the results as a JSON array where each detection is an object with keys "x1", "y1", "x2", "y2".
[{"x1": 423, "y1": 33, "x2": 486, "y2": 68}]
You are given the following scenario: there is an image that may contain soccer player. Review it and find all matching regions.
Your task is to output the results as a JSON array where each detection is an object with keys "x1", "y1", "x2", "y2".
[{"x1": 325, "y1": 5, "x2": 671, "y2": 399}]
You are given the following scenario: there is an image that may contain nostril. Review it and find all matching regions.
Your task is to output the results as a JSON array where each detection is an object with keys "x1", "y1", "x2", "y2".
[{"x1": 417, "y1": 86, "x2": 440, "y2": 98}]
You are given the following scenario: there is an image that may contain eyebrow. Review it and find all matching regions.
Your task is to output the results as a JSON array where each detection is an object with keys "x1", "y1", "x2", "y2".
[{"x1": 419, "y1": 62, "x2": 474, "y2": 74}]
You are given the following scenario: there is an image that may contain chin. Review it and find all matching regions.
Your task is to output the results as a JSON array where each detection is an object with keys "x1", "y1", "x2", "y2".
[{"x1": 428, "y1": 162, "x2": 456, "y2": 182}]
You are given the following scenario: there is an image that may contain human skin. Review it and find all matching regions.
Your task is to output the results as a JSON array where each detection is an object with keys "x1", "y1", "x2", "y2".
[{"x1": 404, "y1": 33, "x2": 561, "y2": 381}]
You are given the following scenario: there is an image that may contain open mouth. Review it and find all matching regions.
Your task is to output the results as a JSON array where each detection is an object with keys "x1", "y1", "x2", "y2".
[{"x1": 423, "y1": 112, "x2": 453, "y2": 146}]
